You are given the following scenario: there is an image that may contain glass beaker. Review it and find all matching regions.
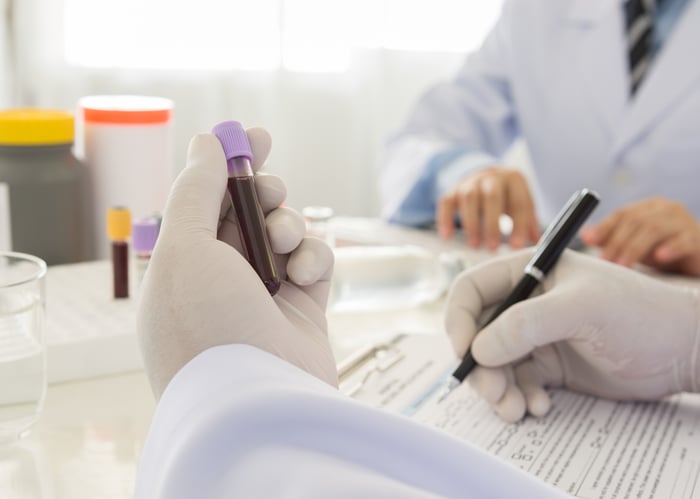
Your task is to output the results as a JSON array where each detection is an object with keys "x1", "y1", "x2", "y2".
[{"x1": 0, "y1": 252, "x2": 47, "y2": 444}]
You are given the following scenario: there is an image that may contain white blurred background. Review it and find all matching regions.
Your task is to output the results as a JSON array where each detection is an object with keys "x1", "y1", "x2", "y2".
[{"x1": 0, "y1": 0, "x2": 504, "y2": 217}]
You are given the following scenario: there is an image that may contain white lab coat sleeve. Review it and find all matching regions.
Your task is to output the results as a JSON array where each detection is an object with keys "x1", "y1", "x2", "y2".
[
  {"x1": 134, "y1": 344, "x2": 570, "y2": 499},
  {"x1": 380, "y1": 1, "x2": 519, "y2": 226}
]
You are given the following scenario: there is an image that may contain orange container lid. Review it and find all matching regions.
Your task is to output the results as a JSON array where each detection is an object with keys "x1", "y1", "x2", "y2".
[{"x1": 80, "y1": 95, "x2": 173, "y2": 125}]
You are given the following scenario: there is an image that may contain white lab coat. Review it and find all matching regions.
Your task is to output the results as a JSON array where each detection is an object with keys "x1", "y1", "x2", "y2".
[
  {"x1": 381, "y1": 0, "x2": 700, "y2": 225},
  {"x1": 134, "y1": 345, "x2": 569, "y2": 498}
]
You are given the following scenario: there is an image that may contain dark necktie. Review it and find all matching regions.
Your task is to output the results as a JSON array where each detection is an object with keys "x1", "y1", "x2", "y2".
[{"x1": 625, "y1": 0, "x2": 655, "y2": 95}]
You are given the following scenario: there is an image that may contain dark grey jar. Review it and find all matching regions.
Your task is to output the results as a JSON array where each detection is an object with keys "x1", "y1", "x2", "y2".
[{"x1": 0, "y1": 110, "x2": 93, "y2": 265}]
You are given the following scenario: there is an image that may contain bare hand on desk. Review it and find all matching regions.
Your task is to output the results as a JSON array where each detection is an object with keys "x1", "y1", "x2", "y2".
[
  {"x1": 444, "y1": 249, "x2": 700, "y2": 423},
  {"x1": 436, "y1": 167, "x2": 540, "y2": 250},
  {"x1": 581, "y1": 197, "x2": 700, "y2": 277},
  {"x1": 138, "y1": 131, "x2": 337, "y2": 399}
]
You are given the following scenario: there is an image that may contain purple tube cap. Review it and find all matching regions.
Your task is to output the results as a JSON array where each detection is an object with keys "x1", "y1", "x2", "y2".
[
  {"x1": 211, "y1": 121, "x2": 254, "y2": 168},
  {"x1": 132, "y1": 217, "x2": 160, "y2": 253}
]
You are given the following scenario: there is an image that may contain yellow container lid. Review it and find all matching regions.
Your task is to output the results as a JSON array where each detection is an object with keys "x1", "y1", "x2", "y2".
[
  {"x1": 107, "y1": 206, "x2": 132, "y2": 240},
  {"x1": 0, "y1": 109, "x2": 75, "y2": 145}
]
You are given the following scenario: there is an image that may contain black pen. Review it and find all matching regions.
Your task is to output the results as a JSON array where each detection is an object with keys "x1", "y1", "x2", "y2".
[{"x1": 439, "y1": 188, "x2": 600, "y2": 401}]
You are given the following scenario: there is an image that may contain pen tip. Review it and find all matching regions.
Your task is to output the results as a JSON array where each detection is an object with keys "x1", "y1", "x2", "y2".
[{"x1": 437, "y1": 377, "x2": 461, "y2": 403}]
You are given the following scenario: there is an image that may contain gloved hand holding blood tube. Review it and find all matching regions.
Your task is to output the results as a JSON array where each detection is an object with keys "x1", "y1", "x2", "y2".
[{"x1": 212, "y1": 121, "x2": 281, "y2": 295}]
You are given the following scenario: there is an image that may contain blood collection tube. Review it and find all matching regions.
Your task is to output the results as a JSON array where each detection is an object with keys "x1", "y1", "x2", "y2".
[
  {"x1": 132, "y1": 216, "x2": 160, "y2": 291},
  {"x1": 107, "y1": 206, "x2": 131, "y2": 299},
  {"x1": 211, "y1": 121, "x2": 281, "y2": 295}
]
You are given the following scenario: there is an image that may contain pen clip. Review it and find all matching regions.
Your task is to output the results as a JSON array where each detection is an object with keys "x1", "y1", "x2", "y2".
[
  {"x1": 528, "y1": 188, "x2": 599, "y2": 274},
  {"x1": 536, "y1": 189, "x2": 584, "y2": 248}
]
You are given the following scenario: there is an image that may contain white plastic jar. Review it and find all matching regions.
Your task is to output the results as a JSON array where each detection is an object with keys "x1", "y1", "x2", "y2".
[{"x1": 77, "y1": 95, "x2": 174, "y2": 258}]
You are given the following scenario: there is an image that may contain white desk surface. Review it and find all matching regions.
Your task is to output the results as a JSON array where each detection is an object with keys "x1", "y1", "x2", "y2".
[
  {"x1": 2, "y1": 217, "x2": 699, "y2": 498},
  {"x1": 2, "y1": 307, "x2": 448, "y2": 499}
]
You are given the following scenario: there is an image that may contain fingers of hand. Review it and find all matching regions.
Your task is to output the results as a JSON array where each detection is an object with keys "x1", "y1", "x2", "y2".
[
  {"x1": 217, "y1": 203, "x2": 301, "y2": 260},
  {"x1": 255, "y1": 174, "x2": 286, "y2": 213},
  {"x1": 598, "y1": 218, "x2": 640, "y2": 264},
  {"x1": 436, "y1": 193, "x2": 458, "y2": 240},
  {"x1": 471, "y1": 287, "x2": 581, "y2": 367},
  {"x1": 584, "y1": 198, "x2": 697, "y2": 268},
  {"x1": 456, "y1": 178, "x2": 481, "y2": 248},
  {"x1": 470, "y1": 305, "x2": 539, "y2": 367},
  {"x1": 246, "y1": 127, "x2": 272, "y2": 172},
  {"x1": 267, "y1": 207, "x2": 307, "y2": 255},
  {"x1": 287, "y1": 237, "x2": 334, "y2": 286},
  {"x1": 445, "y1": 250, "x2": 533, "y2": 357},
  {"x1": 469, "y1": 366, "x2": 508, "y2": 404},
  {"x1": 445, "y1": 168, "x2": 535, "y2": 250},
  {"x1": 162, "y1": 134, "x2": 227, "y2": 240},
  {"x1": 504, "y1": 172, "x2": 538, "y2": 248},
  {"x1": 618, "y1": 219, "x2": 679, "y2": 267},
  {"x1": 479, "y1": 175, "x2": 506, "y2": 250},
  {"x1": 514, "y1": 360, "x2": 551, "y2": 417},
  {"x1": 493, "y1": 369, "x2": 527, "y2": 423},
  {"x1": 217, "y1": 174, "x2": 288, "y2": 250},
  {"x1": 648, "y1": 230, "x2": 700, "y2": 276},
  {"x1": 286, "y1": 237, "x2": 334, "y2": 310},
  {"x1": 162, "y1": 128, "x2": 276, "y2": 244},
  {"x1": 654, "y1": 230, "x2": 698, "y2": 263},
  {"x1": 471, "y1": 354, "x2": 561, "y2": 422},
  {"x1": 470, "y1": 366, "x2": 526, "y2": 422},
  {"x1": 580, "y1": 212, "x2": 618, "y2": 247}
]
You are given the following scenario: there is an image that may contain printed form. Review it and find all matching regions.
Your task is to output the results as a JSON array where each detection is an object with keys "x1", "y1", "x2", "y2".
[{"x1": 341, "y1": 334, "x2": 700, "y2": 499}]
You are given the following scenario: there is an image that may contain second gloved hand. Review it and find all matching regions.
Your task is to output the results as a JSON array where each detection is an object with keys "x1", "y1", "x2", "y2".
[
  {"x1": 445, "y1": 250, "x2": 700, "y2": 422},
  {"x1": 138, "y1": 130, "x2": 338, "y2": 399}
]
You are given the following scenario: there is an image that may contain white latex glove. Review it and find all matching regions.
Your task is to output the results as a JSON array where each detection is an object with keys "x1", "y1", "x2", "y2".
[
  {"x1": 138, "y1": 130, "x2": 338, "y2": 399},
  {"x1": 445, "y1": 249, "x2": 700, "y2": 423}
]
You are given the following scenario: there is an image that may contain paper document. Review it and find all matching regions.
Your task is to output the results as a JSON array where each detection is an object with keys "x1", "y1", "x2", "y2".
[{"x1": 340, "y1": 334, "x2": 700, "y2": 499}]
